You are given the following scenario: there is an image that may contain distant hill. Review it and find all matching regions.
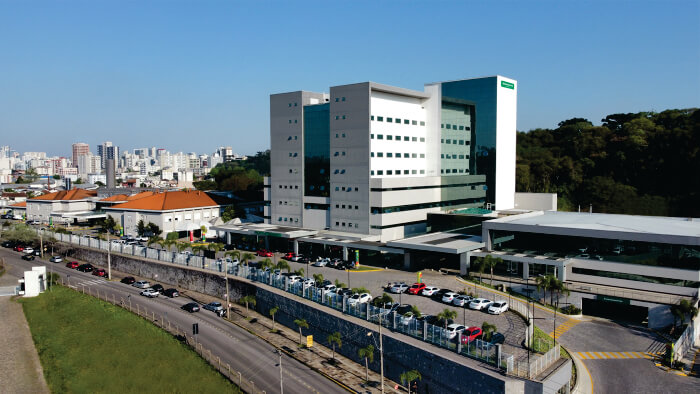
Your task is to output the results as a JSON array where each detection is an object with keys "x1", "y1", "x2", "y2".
[{"x1": 516, "y1": 108, "x2": 700, "y2": 217}]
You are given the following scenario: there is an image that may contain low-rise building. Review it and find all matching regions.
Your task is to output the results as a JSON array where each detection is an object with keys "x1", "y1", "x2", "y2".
[{"x1": 26, "y1": 188, "x2": 100, "y2": 224}]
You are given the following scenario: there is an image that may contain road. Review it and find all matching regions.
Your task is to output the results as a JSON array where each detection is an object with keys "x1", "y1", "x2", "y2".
[{"x1": 2, "y1": 248, "x2": 348, "y2": 394}]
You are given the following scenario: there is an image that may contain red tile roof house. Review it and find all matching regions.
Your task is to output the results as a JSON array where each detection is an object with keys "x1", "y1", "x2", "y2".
[
  {"x1": 26, "y1": 188, "x2": 102, "y2": 225},
  {"x1": 103, "y1": 190, "x2": 233, "y2": 238}
]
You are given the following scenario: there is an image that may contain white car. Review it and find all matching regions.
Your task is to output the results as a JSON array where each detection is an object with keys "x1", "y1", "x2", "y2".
[
  {"x1": 487, "y1": 301, "x2": 509, "y2": 315},
  {"x1": 290, "y1": 255, "x2": 304, "y2": 262},
  {"x1": 133, "y1": 280, "x2": 150, "y2": 289},
  {"x1": 441, "y1": 292, "x2": 459, "y2": 303},
  {"x1": 140, "y1": 288, "x2": 159, "y2": 298},
  {"x1": 347, "y1": 293, "x2": 372, "y2": 306},
  {"x1": 312, "y1": 259, "x2": 329, "y2": 267},
  {"x1": 23, "y1": 247, "x2": 35, "y2": 254},
  {"x1": 389, "y1": 283, "x2": 409, "y2": 293},
  {"x1": 421, "y1": 286, "x2": 440, "y2": 296},
  {"x1": 443, "y1": 324, "x2": 466, "y2": 339},
  {"x1": 453, "y1": 295, "x2": 473, "y2": 307},
  {"x1": 287, "y1": 275, "x2": 301, "y2": 285},
  {"x1": 302, "y1": 278, "x2": 315, "y2": 289},
  {"x1": 468, "y1": 298, "x2": 492, "y2": 310},
  {"x1": 49, "y1": 255, "x2": 64, "y2": 263},
  {"x1": 400, "y1": 311, "x2": 417, "y2": 325},
  {"x1": 321, "y1": 284, "x2": 337, "y2": 295}
]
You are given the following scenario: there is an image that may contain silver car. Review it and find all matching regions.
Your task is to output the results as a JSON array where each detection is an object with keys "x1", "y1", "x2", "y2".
[{"x1": 133, "y1": 280, "x2": 150, "y2": 289}]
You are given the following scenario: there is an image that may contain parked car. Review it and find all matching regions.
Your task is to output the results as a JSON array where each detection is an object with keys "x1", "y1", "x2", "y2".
[
  {"x1": 66, "y1": 261, "x2": 79, "y2": 269},
  {"x1": 347, "y1": 293, "x2": 372, "y2": 306},
  {"x1": 441, "y1": 292, "x2": 459, "y2": 304},
  {"x1": 301, "y1": 278, "x2": 315, "y2": 289},
  {"x1": 181, "y1": 302, "x2": 200, "y2": 312},
  {"x1": 327, "y1": 259, "x2": 344, "y2": 269},
  {"x1": 133, "y1": 280, "x2": 150, "y2": 289},
  {"x1": 394, "y1": 304, "x2": 413, "y2": 316},
  {"x1": 408, "y1": 282, "x2": 427, "y2": 295},
  {"x1": 121, "y1": 276, "x2": 136, "y2": 284},
  {"x1": 2, "y1": 241, "x2": 16, "y2": 248},
  {"x1": 461, "y1": 326, "x2": 483, "y2": 343},
  {"x1": 453, "y1": 295, "x2": 473, "y2": 307},
  {"x1": 431, "y1": 288, "x2": 453, "y2": 301},
  {"x1": 487, "y1": 301, "x2": 509, "y2": 315},
  {"x1": 287, "y1": 275, "x2": 301, "y2": 285},
  {"x1": 140, "y1": 288, "x2": 160, "y2": 298},
  {"x1": 256, "y1": 250, "x2": 273, "y2": 257},
  {"x1": 321, "y1": 284, "x2": 337, "y2": 295},
  {"x1": 23, "y1": 247, "x2": 35, "y2": 254},
  {"x1": 312, "y1": 258, "x2": 329, "y2": 267},
  {"x1": 335, "y1": 288, "x2": 353, "y2": 297},
  {"x1": 49, "y1": 255, "x2": 63, "y2": 263},
  {"x1": 421, "y1": 286, "x2": 440, "y2": 296},
  {"x1": 284, "y1": 252, "x2": 299, "y2": 260},
  {"x1": 14, "y1": 245, "x2": 25, "y2": 252},
  {"x1": 150, "y1": 284, "x2": 164, "y2": 294},
  {"x1": 203, "y1": 302, "x2": 223, "y2": 312},
  {"x1": 164, "y1": 288, "x2": 180, "y2": 297},
  {"x1": 22, "y1": 254, "x2": 35, "y2": 261},
  {"x1": 443, "y1": 323, "x2": 466, "y2": 340},
  {"x1": 77, "y1": 264, "x2": 94, "y2": 272},
  {"x1": 33, "y1": 249, "x2": 42, "y2": 256},
  {"x1": 400, "y1": 311, "x2": 418, "y2": 325},
  {"x1": 489, "y1": 332, "x2": 506, "y2": 345},
  {"x1": 468, "y1": 298, "x2": 492, "y2": 311},
  {"x1": 93, "y1": 269, "x2": 107, "y2": 277},
  {"x1": 389, "y1": 282, "x2": 409, "y2": 294},
  {"x1": 290, "y1": 254, "x2": 304, "y2": 262}
]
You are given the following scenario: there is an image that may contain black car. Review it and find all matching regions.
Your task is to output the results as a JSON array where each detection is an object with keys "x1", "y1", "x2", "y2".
[
  {"x1": 431, "y1": 288, "x2": 453, "y2": 301},
  {"x1": 489, "y1": 332, "x2": 505, "y2": 345},
  {"x1": 164, "y1": 288, "x2": 180, "y2": 298},
  {"x1": 151, "y1": 284, "x2": 165, "y2": 294},
  {"x1": 77, "y1": 264, "x2": 94, "y2": 272},
  {"x1": 181, "y1": 302, "x2": 200, "y2": 313},
  {"x1": 120, "y1": 276, "x2": 136, "y2": 284},
  {"x1": 22, "y1": 254, "x2": 35, "y2": 261},
  {"x1": 2, "y1": 241, "x2": 16, "y2": 248},
  {"x1": 394, "y1": 304, "x2": 413, "y2": 316}
]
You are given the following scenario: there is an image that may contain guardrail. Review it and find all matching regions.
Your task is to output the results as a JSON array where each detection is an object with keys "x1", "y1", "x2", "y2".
[{"x1": 43, "y1": 229, "x2": 563, "y2": 377}]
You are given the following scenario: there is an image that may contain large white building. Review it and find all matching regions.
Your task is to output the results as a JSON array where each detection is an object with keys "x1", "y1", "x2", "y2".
[{"x1": 266, "y1": 76, "x2": 517, "y2": 242}]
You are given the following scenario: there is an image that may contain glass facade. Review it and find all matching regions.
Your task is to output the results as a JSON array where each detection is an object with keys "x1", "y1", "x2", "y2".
[
  {"x1": 441, "y1": 78, "x2": 498, "y2": 204},
  {"x1": 303, "y1": 104, "x2": 330, "y2": 197},
  {"x1": 490, "y1": 230, "x2": 700, "y2": 271},
  {"x1": 572, "y1": 267, "x2": 700, "y2": 288}
]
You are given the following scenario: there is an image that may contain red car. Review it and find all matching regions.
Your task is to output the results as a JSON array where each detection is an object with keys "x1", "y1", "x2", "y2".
[
  {"x1": 93, "y1": 269, "x2": 107, "y2": 277},
  {"x1": 257, "y1": 250, "x2": 273, "y2": 257},
  {"x1": 66, "y1": 261, "x2": 79, "y2": 269},
  {"x1": 408, "y1": 282, "x2": 427, "y2": 295},
  {"x1": 284, "y1": 252, "x2": 297, "y2": 260},
  {"x1": 14, "y1": 245, "x2": 25, "y2": 252},
  {"x1": 461, "y1": 327, "x2": 483, "y2": 343}
]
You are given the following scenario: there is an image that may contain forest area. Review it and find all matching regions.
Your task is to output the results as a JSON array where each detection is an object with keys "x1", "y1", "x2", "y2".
[{"x1": 516, "y1": 108, "x2": 700, "y2": 217}]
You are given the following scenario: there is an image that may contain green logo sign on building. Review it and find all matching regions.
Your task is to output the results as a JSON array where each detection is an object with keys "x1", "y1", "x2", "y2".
[{"x1": 500, "y1": 81, "x2": 515, "y2": 90}]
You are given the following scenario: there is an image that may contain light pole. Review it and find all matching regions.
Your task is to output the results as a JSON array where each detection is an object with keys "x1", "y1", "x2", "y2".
[
  {"x1": 367, "y1": 314, "x2": 385, "y2": 394},
  {"x1": 106, "y1": 229, "x2": 112, "y2": 280},
  {"x1": 278, "y1": 349, "x2": 284, "y2": 394},
  {"x1": 225, "y1": 269, "x2": 230, "y2": 319}
]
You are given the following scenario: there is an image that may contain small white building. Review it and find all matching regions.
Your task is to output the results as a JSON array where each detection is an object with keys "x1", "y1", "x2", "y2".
[
  {"x1": 26, "y1": 188, "x2": 100, "y2": 224},
  {"x1": 18, "y1": 266, "x2": 47, "y2": 297}
]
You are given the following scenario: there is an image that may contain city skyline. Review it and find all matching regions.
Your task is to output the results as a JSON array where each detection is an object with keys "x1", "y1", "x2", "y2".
[{"x1": 1, "y1": 1, "x2": 699, "y2": 156}]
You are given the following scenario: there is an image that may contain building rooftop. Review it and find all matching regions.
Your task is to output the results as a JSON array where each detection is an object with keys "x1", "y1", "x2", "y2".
[
  {"x1": 28, "y1": 188, "x2": 97, "y2": 201},
  {"x1": 388, "y1": 232, "x2": 484, "y2": 254},
  {"x1": 105, "y1": 190, "x2": 232, "y2": 212},
  {"x1": 10, "y1": 201, "x2": 26, "y2": 207},
  {"x1": 485, "y1": 211, "x2": 700, "y2": 244}
]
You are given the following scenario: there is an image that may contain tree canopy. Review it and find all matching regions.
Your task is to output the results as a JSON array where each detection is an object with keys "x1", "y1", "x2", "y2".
[{"x1": 516, "y1": 108, "x2": 700, "y2": 217}]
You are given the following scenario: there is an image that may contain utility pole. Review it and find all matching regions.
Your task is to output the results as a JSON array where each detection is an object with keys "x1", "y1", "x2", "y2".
[
  {"x1": 39, "y1": 232, "x2": 44, "y2": 259},
  {"x1": 225, "y1": 269, "x2": 230, "y2": 319},
  {"x1": 106, "y1": 226, "x2": 112, "y2": 280},
  {"x1": 278, "y1": 350, "x2": 283, "y2": 394},
  {"x1": 379, "y1": 314, "x2": 385, "y2": 394}
]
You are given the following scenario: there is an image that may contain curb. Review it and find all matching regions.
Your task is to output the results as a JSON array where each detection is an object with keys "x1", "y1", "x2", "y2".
[{"x1": 570, "y1": 352, "x2": 593, "y2": 394}]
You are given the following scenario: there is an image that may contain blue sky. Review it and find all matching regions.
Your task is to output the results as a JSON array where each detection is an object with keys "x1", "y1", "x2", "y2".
[{"x1": 1, "y1": 0, "x2": 698, "y2": 157}]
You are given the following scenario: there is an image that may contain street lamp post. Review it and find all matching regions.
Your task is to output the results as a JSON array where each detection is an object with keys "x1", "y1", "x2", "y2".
[
  {"x1": 106, "y1": 230, "x2": 112, "y2": 280},
  {"x1": 278, "y1": 350, "x2": 284, "y2": 394},
  {"x1": 368, "y1": 315, "x2": 385, "y2": 394}
]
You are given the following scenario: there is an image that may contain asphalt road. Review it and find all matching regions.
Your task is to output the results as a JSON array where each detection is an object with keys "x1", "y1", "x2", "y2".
[{"x1": 2, "y1": 248, "x2": 347, "y2": 394}]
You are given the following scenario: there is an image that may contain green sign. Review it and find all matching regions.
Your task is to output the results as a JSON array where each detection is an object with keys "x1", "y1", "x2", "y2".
[
  {"x1": 255, "y1": 231, "x2": 283, "y2": 238},
  {"x1": 500, "y1": 81, "x2": 515, "y2": 90},
  {"x1": 596, "y1": 295, "x2": 630, "y2": 304}
]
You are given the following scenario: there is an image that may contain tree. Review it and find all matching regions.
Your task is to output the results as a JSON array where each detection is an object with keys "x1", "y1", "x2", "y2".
[
  {"x1": 101, "y1": 216, "x2": 117, "y2": 234},
  {"x1": 221, "y1": 204, "x2": 246, "y2": 222},
  {"x1": 671, "y1": 299, "x2": 699, "y2": 328},
  {"x1": 4, "y1": 224, "x2": 37, "y2": 244},
  {"x1": 351, "y1": 286, "x2": 370, "y2": 295},
  {"x1": 536, "y1": 274, "x2": 554, "y2": 305},
  {"x1": 472, "y1": 257, "x2": 486, "y2": 284},
  {"x1": 225, "y1": 250, "x2": 241, "y2": 262},
  {"x1": 239, "y1": 295, "x2": 256, "y2": 314},
  {"x1": 275, "y1": 259, "x2": 291, "y2": 273},
  {"x1": 358, "y1": 344, "x2": 374, "y2": 382},
  {"x1": 334, "y1": 279, "x2": 347, "y2": 288},
  {"x1": 409, "y1": 305, "x2": 421, "y2": 318},
  {"x1": 482, "y1": 255, "x2": 501, "y2": 286},
  {"x1": 258, "y1": 258, "x2": 273, "y2": 270},
  {"x1": 481, "y1": 321, "x2": 497, "y2": 342},
  {"x1": 193, "y1": 179, "x2": 217, "y2": 191},
  {"x1": 269, "y1": 306, "x2": 280, "y2": 332},
  {"x1": 371, "y1": 293, "x2": 394, "y2": 308},
  {"x1": 191, "y1": 244, "x2": 208, "y2": 256},
  {"x1": 166, "y1": 231, "x2": 179, "y2": 241},
  {"x1": 95, "y1": 181, "x2": 105, "y2": 187},
  {"x1": 147, "y1": 236, "x2": 162, "y2": 248},
  {"x1": 146, "y1": 222, "x2": 162, "y2": 237},
  {"x1": 208, "y1": 242, "x2": 224, "y2": 260},
  {"x1": 136, "y1": 220, "x2": 146, "y2": 236},
  {"x1": 400, "y1": 370, "x2": 422, "y2": 394},
  {"x1": 313, "y1": 273, "x2": 324, "y2": 286},
  {"x1": 436, "y1": 308, "x2": 457, "y2": 329},
  {"x1": 549, "y1": 277, "x2": 570, "y2": 342},
  {"x1": 294, "y1": 268, "x2": 304, "y2": 277},
  {"x1": 52, "y1": 174, "x2": 61, "y2": 180},
  {"x1": 74, "y1": 178, "x2": 83, "y2": 184},
  {"x1": 176, "y1": 242, "x2": 190, "y2": 254},
  {"x1": 327, "y1": 332, "x2": 342, "y2": 362},
  {"x1": 241, "y1": 252, "x2": 254, "y2": 266},
  {"x1": 294, "y1": 318, "x2": 309, "y2": 346}
]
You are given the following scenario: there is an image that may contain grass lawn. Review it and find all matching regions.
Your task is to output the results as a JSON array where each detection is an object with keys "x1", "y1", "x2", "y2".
[{"x1": 20, "y1": 286, "x2": 239, "y2": 393}]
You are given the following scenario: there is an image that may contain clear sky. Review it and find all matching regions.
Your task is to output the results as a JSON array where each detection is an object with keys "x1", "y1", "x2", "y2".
[{"x1": 1, "y1": 0, "x2": 698, "y2": 157}]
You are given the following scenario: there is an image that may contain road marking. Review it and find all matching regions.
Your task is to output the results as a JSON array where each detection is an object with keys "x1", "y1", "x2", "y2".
[
  {"x1": 576, "y1": 351, "x2": 663, "y2": 360},
  {"x1": 548, "y1": 318, "x2": 582, "y2": 340}
]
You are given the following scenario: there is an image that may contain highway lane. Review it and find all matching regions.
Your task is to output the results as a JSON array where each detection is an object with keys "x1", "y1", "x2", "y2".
[{"x1": 2, "y1": 249, "x2": 347, "y2": 394}]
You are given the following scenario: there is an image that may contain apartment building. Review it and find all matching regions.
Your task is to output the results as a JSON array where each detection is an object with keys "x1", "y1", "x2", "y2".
[{"x1": 267, "y1": 76, "x2": 517, "y2": 242}]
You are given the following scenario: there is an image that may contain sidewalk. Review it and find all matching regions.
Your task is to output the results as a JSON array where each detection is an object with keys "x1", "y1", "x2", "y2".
[{"x1": 0, "y1": 272, "x2": 50, "y2": 394}]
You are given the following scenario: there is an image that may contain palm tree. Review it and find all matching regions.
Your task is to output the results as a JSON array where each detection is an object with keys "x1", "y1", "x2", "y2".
[
  {"x1": 549, "y1": 277, "x2": 570, "y2": 342},
  {"x1": 275, "y1": 259, "x2": 291, "y2": 273},
  {"x1": 436, "y1": 308, "x2": 458, "y2": 329},
  {"x1": 482, "y1": 255, "x2": 502, "y2": 286},
  {"x1": 351, "y1": 286, "x2": 370, "y2": 294},
  {"x1": 241, "y1": 252, "x2": 255, "y2": 266},
  {"x1": 410, "y1": 305, "x2": 421, "y2": 318},
  {"x1": 535, "y1": 274, "x2": 553, "y2": 305},
  {"x1": 208, "y1": 242, "x2": 224, "y2": 255},
  {"x1": 259, "y1": 258, "x2": 273, "y2": 271},
  {"x1": 239, "y1": 295, "x2": 256, "y2": 314},
  {"x1": 372, "y1": 293, "x2": 394, "y2": 308},
  {"x1": 400, "y1": 370, "x2": 422, "y2": 394},
  {"x1": 334, "y1": 279, "x2": 347, "y2": 288},
  {"x1": 473, "y1": 257, "x2": 486, "y2": 284},
  {"x1": 147, "y1": 236, "x2": 162, "y2": 248},
  {"x1": 191, "y1": 244, "x2": 208, "y2": 256},
  {"x1": 358, "y1": 344, "x2": 375, "y2": 382},
  {"x1": 481, "y1": 321, "x2": 497, "y2": 342},
  {"x1": 269, "y1": 306, "x2": 279, "y2": 332},
  {"x1": 313, "y1": 273, "x2": 324, "y2": 286},
  {"x1": 671, "y1": 299, "x2": 699, "y2": 328},
  {"x1": 327, "y1": 332, "x2": 342, "y2": 362},
  {"x1": 294, "y1": 318, "x2": 309, "y2": 346},
  {"x1": 176, "y1": 241, "x2": 190, "y2": 254},
  {"x1": 294, "y1": 268, "x2": 305, "y2": 277}
]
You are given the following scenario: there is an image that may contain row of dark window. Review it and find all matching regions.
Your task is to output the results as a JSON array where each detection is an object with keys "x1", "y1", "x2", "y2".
[
  {"x1": 441, "y1": 154, "x2": 469, "y2": 159},
  {"x1": 370, "y1": 182, "x2": 485, "y2": 192},
  {"x1": 371, "y1": 197, "x2": 484, "y2": 214},
  {"x1": 441, "y1": 139, "x2": 470, "y2": 145},
  {"x1": 371, "y1": 169, "x2": 426, "y2": 176},
  {"x1": 371, "y1": 152, "x2": 425, "y2": 158},
  {"x1": 278, "y1": 184, "x2": 299, "y2": 189},
  {"x1": 371, "y1": 134, "x2": 425, "y2": 142},
  {"x1": 371, "y1": 116, "x2": 426, "y2": 126},
  {"x1": 441, "y1": 124, "x2": 471, "y2": 131},
  {"x1": 335, "y1": 221, "x2": 359, "y2": 228},
  {"x1": 277, "y1": 217, "x2": 299, "y2": 223}
]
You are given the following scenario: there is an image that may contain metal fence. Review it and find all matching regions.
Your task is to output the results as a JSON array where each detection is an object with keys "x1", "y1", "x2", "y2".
[
  {"x1": 59, "y1": 279, "x2": 265, "y2": 393},
  {"x1": 672, "y1": 302, "x2": 700, "y2": 360},
  {"x1": 44, "y1": 229, "x2": 563, "y2": 376}
]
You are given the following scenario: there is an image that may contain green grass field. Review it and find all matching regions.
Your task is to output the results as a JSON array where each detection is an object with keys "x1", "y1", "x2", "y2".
[{"x1": 20, "y1": 286, "x2": 239, "y2": 393}]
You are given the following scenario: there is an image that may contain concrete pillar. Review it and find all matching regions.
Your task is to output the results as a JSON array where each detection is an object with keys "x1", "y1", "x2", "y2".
[
  {"x1": 522, "y1": 262, "x2": 529, "y2": 280},
  {"x1": 342, "y1": 246, "x2": 348, "y2": 261},
  {"x1": 264, "y1": 236, "x2": 269, "y2": 250},
  {"x1": 457, "y1": 332, "x2": 462, "y2": 353},
  {"x1": 558, "y1": 264, "x2": 566, "y2": 281},
  {"x1": 293, "y1": 240, "x2": 299, "y2": 254},
  {"x1": 460, "y1": 253, "x2": 469, "y2": 276},
  {"x1": 403, "y1": 253, "x2": 411, "y2": 270},
  {"x1": 226, "y1": 232, "x2": 231, "y2": 245}
]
